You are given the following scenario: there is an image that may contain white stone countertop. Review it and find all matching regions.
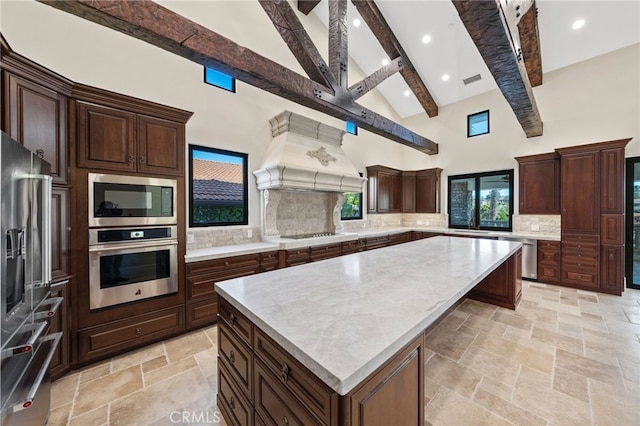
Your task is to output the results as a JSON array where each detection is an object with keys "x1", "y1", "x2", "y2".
[
  {"x1": 184, "y1": 242, "x2": 279, "y2": 263},
  {"x1": 215, "y1": 236, "x2": 522, "y2": 395}
]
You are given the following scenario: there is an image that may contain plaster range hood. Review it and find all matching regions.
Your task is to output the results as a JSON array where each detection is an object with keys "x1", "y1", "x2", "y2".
[{"x1": 253, "y1": 111, "x2": 366, "y2": 193}]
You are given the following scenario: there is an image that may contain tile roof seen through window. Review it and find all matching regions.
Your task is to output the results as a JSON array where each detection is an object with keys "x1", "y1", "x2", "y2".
[{"x1": 192, "y1": 159, "x2": 243, "y2": 202}]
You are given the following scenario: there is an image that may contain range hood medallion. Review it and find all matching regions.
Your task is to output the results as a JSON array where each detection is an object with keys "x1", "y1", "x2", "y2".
[{"x1": 253, "y1": 111, "x2": 366, "y2": 193}]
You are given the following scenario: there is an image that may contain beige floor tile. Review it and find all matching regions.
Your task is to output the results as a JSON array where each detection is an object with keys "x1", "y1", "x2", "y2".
[
  {"x1": 50, "y1": 372, "x2": 80, "y2": 409},
  {"x1": 202, "y1": 325, "x2": 218, "y2": 346},
  {"x1": 164, "y1": 330, "x2": 213, "y2": 363},
  {"x1": 425, "y1": 387, "x2": 511, "y2": 426},
  {"x1": 476, "y1": 376, "x2": 515, "y2": 402},
  {"x1": 457, "y1": 299, "x2": 497, "y2": 318},
  {"x1": 472, "y1": 388, "x2": 547, "y2": 425},
  {"x1": 459, "y1": 313, "x2": 509, "y2": 336},
  {"x1": 194, "y1": 347, "x2": 218, "y2": 378},
  {"x1": 552, "y1": 366, "x2": 589, "y2": 402},
  {"x1": 435, "y1": 311, "x2": 467, "y2": 330},
  {"x1": 144, "y1": 356, "x2": 198, "y2": 387},
  {"x1": 473, "y1": 331, "x2": 554, "y2": 374},
  {"x1": 619, "y1": 358, "x2": 640, "y2": 384},
  {"x1": 424, "y1": 377, "x2": 441, "y2": 402},
  {"x1": 590, "y1": 378, "x2": 640, "y2": 426},
  {"x1": 555, "y1": 348, "x2": 624, "y2": 387},
  {"x1": 512, "y1": 303, "x2": 558, "y2": 324},
  {"x1": 531, "y1": 325, "x2": 584, "y2": 355},
  {"x1": 459, "y1": 346, "x2": 520, "y2": 387},
  {"x1": 74, "y1": 365, "x2": 143, "y2": 415},
  {"x1": 48, "y1": 402, "x2": 72, "y2": 426},
  {"x1": 111, "y1": 342, "x2": 165, "y2": 373},
  {"x1": 583, "y1": 329, "x2": 640, "y2": 364},
  {"x1": 518, "y1": 365, "x2": 552, "y2": 388},
  {"x1": 539, "y1": 299, "x2": 582, "y2": 316},
  {"x1": 79, "y1": 361, "x2": 111, "y2": 384},
  {"x1": 559, "y1": 311, "x2": 610, "y2": 333},
  {"x1": 490, "y1": 310, "x2": 533, "y2": 330},
  {"x1": 556, "y1": 321, "x2": 584, "y2": 339},
  {"x1": 424, "y1": 324, "x2": 475, "y2": 361},
  {"x1": 424, "y1": 354, "x2": 482, "y2": 398},
  {"x1": 604, "y1": 317, "x2": 640, "y2": 339},
  {"x1": 142, "y1": 355, "x2": 169, "y2": 373},
  {"x1": 109, "y1": 367, "x2": 210, "y2": 426},
  {"x1": 69, "y1": 404, "x2": 109, "y2": 426}
]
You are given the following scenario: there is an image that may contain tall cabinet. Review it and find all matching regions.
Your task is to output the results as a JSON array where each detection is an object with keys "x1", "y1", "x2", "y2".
[{"x1": 556, "y1": 139, "x2": 630, "y2": 295}]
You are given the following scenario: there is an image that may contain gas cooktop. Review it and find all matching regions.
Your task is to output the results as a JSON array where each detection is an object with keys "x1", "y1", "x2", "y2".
[{"x1": 283, "y1": 232, "x2": 336, "y2": 239}]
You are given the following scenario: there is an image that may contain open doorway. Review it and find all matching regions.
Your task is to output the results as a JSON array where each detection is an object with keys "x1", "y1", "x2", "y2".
[{"x1": 625, "y1": 157, "x2": 640, "y2": 290}]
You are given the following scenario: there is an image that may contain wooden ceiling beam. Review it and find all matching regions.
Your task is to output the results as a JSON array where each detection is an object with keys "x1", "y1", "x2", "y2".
[
  {"x1": 328, "y1": 0, "x2": 349, "y2": 88},
  {"x1": 517, "y1": 1, "x2": 543, "y2": 87},
  {"x1": 452, "y1": 0, "x2": 543, "y2": 138},
  {"x1": 298, "y1": 0, "x2": 321, "y2": 15},
  {"x1": 38, "y1": 0, "x2": 438, "y2": 154},
  {"x1": 258, "y1": 0, "x2": 336, "y2": 89},
  {"x1": 352, "y1": 0, "x2": 439, "y2": 118},
  {"x1": 348, "y1": 57, "x2": 402, "y2": 101}
]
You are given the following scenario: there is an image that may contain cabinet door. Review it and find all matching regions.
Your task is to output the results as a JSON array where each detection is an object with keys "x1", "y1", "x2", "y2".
[
  {"x1": 77, "y1": 101, "x2": 136, "y2": 172},
  {"x1": 561, "y1": 151, "x2": 600, "y2": 234},
  {"x1": 377, "y1": 171, "x2": 391, "y2": 213},
  {"x1": 601, "y1": 245, "x2": 623, "y2": 294},
  {"x1": 51, "y1": 188, "x2": 70, "y2": 280},
  {"x1": 366, "y1": 170, "x2": 378, "y2": 213},
  {"x1": 518, "y1": 155, "x2": 560, "y2": 214},
  {"x1": 416, "y1": 169, "x2": 441, "y2": 213},
  {"x1": 6, "y1": 72, "x2": 68, "y2": 184},
  {"x1": 137, "y1": 115, "x2": 184, "y2": 176},
  {"x1": 49, "y1": 279, "x2": 70, "y2": 381},
  {"x1": 600, "y1": 147, "x2": 624, "y2": 214},
  {"x1": 390, "y1": 173, "x2": 402, "y2": 212},
  {"x1": 402, "y1": 172, "x2": 416, "y2": 213}
]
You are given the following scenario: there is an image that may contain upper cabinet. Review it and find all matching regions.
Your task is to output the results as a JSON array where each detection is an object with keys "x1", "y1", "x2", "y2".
[
  {"x1": 74, "y1": 84, "x2": 191, "y2": 177},
  {"x1": 2, "y1": 55, "x2": 72, "y2": 185},
  {"x1": 367, "y1": 165, "x2": 442, "y2": 214},
  {"x1": 515, "y1": 152, "x2": 560, "y2": 215},
  {"x1": 558, "y1": 148, "x2": 600, "y2": 235}
]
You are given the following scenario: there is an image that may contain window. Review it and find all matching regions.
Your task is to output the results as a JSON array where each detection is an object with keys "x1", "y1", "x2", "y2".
[
  {"x1": 189, "y1": 145, "x2": 248, "y2": 227},
  {"x1": 341, "y1": 173, "x2": 363, "y2": 220},
  {"x1": 448, "y1": 169, "x2": 514, "y2": 231},
  {"x1": 467, "y1": 110, "x2": 489, "y2": 137},
  {"x1": 345, "y1": 121, "x2": 358, "y2": 135},
  {"x1": 204, "y1": 67, "x2": 236, "y2": 92}
]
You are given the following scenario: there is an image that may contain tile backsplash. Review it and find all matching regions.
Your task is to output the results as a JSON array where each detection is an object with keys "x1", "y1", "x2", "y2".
[
  {"x1": 512, "y1": 214, "x2": 561, "y2": 235},
  {"x1": 187, "y1": 227, "x2": 261, "y2": 250}
]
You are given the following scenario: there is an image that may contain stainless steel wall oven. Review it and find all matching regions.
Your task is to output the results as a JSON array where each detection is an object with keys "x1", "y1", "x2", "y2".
[{"x1": 88, "y1": 226, "x2": 178, "y2": 310}]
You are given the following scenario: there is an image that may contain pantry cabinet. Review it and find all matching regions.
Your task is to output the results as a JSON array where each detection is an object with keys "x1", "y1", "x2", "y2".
[{"x1": 515, "y1": 152, "x2": 560, "y2": 215}]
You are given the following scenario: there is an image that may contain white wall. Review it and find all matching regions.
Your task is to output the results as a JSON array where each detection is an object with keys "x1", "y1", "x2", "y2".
[{"x1": 1, "y1": 1, "x2": 638, "y2": 224}]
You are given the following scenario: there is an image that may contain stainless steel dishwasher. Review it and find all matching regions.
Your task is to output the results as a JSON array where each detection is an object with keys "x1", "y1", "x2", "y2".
[{"x1": 498, "y1": 237, "x2": 538, "y2": 280}]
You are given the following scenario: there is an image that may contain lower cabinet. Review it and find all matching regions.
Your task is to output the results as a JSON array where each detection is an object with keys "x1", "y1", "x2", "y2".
[
  {"x1": 537, "y1": 240, "x2": 561, "y2": 284},
  {"x1": 78, "y1": 306, "x2": 184, "y2": 363},
  {"x1": 49, "y1": 278, "x2": 70, "y2": 381},
  {"x1": 310, "y1": 244, "x2": 342, "y2": 262},
  {"x1": 468, "y1": 249, "x2": 522, "y2": 310},
  {"x1": 600, "y1": 245, "x2": 624, "y2": 292}
]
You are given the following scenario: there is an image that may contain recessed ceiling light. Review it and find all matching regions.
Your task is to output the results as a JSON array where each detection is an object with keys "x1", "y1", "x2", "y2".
[
  {"x1": 403, "y1": 90, "x2": 411, "y2": 97},
  {"x1": 353, "y1": 18, "x2": 361, "y2": 28},
  {"x1": 442, "y1": 74, "x2": 450, "y2": 82},
  {"x1": 382, "y1": 59, "x2": 389, "y2": 66},
  {"x1": 572, "y1": 19, "x2": 585, "y2": 30},
  {"x1": 422, "y1": 34, "x2": 432, "y2": 44}
]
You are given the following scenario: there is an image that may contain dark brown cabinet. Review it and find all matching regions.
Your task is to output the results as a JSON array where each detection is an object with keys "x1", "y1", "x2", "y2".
[
  {"x1": 556, "y1": 139, "x2": 630, "y2": 295},
  {"x1": 415, "y1": 168, "x2": 442, "y2": 213},
  {"x1": 515, "y1": 152, "x2": 560, "y2": 215},
  {"x1": 366, "y1": 166, "x2": 401, "y2": 213},
  {"x1": 537, "y1": 240, "x2": 561, "y2": 284},
  {"x1": 49, "y1": 279, "x2": 70, "y2": 381},
  {"x1": 51, "y1": 188, "x2": 70, "y2": 281},
  {"x1": 401, "y1": 171, "x2": 416, "y2": 213},
  {"x1": 309, "y1": 244, "x2": 342, "y2": 262},
  {"x1": 185, "y1": 254, "x2": 259, "y2": 329}
]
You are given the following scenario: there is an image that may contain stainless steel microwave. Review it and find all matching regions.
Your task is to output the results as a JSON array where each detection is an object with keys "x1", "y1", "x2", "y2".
[{"x1": 88, "y1": 173, "x2": 177, "y2": 227}]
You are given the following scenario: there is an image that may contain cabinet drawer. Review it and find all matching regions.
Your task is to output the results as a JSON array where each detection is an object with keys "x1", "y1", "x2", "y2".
[
  {"x1": 186, "y1": 298, "x2": 218, "y2": 329},
  {"x1": 254, "y1": 359, "x2": 323, "y2": 426},
  {"x1": 561, "y1": 252, "x2": 599, "y2": 270},
  {"x1": 341, "y1": 240, "x2": 359, "y2": 255},
  {"x1": 538, "y1": 265, "x2": 561, "y2": 283},
  {"x1": 286, "y1": 249, "x2": 310, "y2": 267},
  {"x1": 561, "y1": 234, "x2": 600, "y2": 245},
  {"x1": 538, "y1": 249, "x2": 560, "y2": 265},
  {"x1": 309, "y1": 244, "x2": 342, "y2": 262},
  {"x1": 365, "y1": 235, "x2": 389, "y2": 250},
  {"x1": 562, "y1": 242, "x2": 599, "y2": 255},
  {"x1": 255, "y1": 330, "x2": 334, "y2": 425},
  {"x1": 259, "y1": 252, "x2": 279, "y2": 272},
  {"x1": 562, "y1": 269, "x2": 599, "y2": 288},
  {"x1": 388, "y1": 232, "x2": 410, "y2": 245},
  {"x1": 538, "y1": 240, "x2": 560, "y2": 250},
  {"x1": 219, "y1": 363, "x2": 254, "y2": 426},
  {"x1": 186, "y1": 274, "x2": 216, "y2": 300},
  {"x1": 218, "y1": 297, "x2": 254, "y2": 348},
  {"x1": 186, "y1": 254, "x2": 260, "y2": 276},
  {"x1": 79, "y1": 306, "x2": 183, "y2": 362},
  {"x1": 219, "y1": 321, "x2": 253, "y2": 400}
]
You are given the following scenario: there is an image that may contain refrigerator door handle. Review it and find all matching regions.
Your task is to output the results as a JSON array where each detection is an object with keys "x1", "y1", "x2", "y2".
[{"x1": 28, "y1": 174, "x2": 52, "y2": 287}]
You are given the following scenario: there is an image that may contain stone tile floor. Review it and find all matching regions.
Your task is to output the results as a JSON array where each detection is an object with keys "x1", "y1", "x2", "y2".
[{"x1": 49, "y1": 282, "x2": 640, "y2": 425}]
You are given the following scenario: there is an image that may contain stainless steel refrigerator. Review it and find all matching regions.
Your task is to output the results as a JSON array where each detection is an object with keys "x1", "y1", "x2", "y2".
[{"x1": 1, "y1": 131, "x2": 62, "y2": 425}]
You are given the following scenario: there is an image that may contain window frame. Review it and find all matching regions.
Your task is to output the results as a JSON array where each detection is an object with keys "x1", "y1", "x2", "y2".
[
  {"x1": 203, "y1": 67, "x2": 236, "y2": 93},
  {"x1": 447, "y1": 169, "x2": 514, "y2": 231},
  {"x1": 189, "y1": 144, "x2": 249, "y2": 227},
  {"x1": 467, "y1": 109, "x2": 490, "y2": 138}
]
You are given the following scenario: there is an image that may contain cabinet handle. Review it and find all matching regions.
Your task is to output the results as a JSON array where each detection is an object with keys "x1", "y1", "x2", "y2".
[
  {"x1": 281, "y1": 417, "x2": 289, "y2": 426},
  {"x1": 135, "y1": 328, "x2": 142, "y2": 337},
  {"x1": 229, "y1": 396, "x2": 235, "y2": 410},
  {"x1": 128, "y1": 155, "x2": 135, "y2": 163},
  {"x1": 229, "y1": 312, "x2": 236, "y2": 324},
  {"x1": 610, "y1": 253, "x2": 614, "y2": 260},
  {"x1": 229, "y1": 350, "x2": 235, "y2": 364},
  {"x1": 36, "y1": 149, "x2": 45, "y2": 158},
  {"x1": 280, "y1": 363, "x2": 289, "y2": 383},
  {"x1": 139, "y1": 156, "x2": 146, "y2": 164},
  {"x1": 224, "y1": 261, "x2": 230, "y2": 269}
]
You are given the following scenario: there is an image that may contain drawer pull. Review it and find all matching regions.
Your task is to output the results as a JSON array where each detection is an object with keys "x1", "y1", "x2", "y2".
[
  {"x1": 229, "y1": 313, "x2": 236, "y2": 324},
  {"x1": 282, "y1": 416, "x2": 289, "y2": 426},
  {"x1": 280, "y1": 363, "x2": 289, "y2": 383},
  {"x1": 128, "y1": 155, "x2": 135, "y2": 163},
  {"x1": 224, "y1": 261, "x2": 230, "y2": 268},
  {"x1": 229, "y1": 350, "x2": 235, "y2": 364},
  {"x1": 139, "y1": 155, "x2": 146, "y2": 164},
  {"x1": 610, "y1": 253, "x2": 614, "y2": 260},
  {"x1": 135, "y1": 328, "x2": 142, "y2": 337},
  {"x1": 230, "y1": 396, "x2": 235, "y2": 410}
]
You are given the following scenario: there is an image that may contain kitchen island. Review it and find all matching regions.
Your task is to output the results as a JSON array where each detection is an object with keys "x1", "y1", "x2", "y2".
[{"x1": 215, "y1": 236, "x2": 522, "y2": 425}]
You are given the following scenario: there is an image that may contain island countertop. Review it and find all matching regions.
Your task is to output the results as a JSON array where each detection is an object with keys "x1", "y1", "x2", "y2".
[{"x1": 215, "y1": 236, "x2": 521, "y2": 395}]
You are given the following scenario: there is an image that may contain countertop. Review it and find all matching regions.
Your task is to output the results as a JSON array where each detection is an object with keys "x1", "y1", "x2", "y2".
[
  {"x1": 215, "y1": 236, "x2": 522, "y2": 395},
  {"x1": 185, "y1": 227, "x2": 558, "y2": 262}
]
